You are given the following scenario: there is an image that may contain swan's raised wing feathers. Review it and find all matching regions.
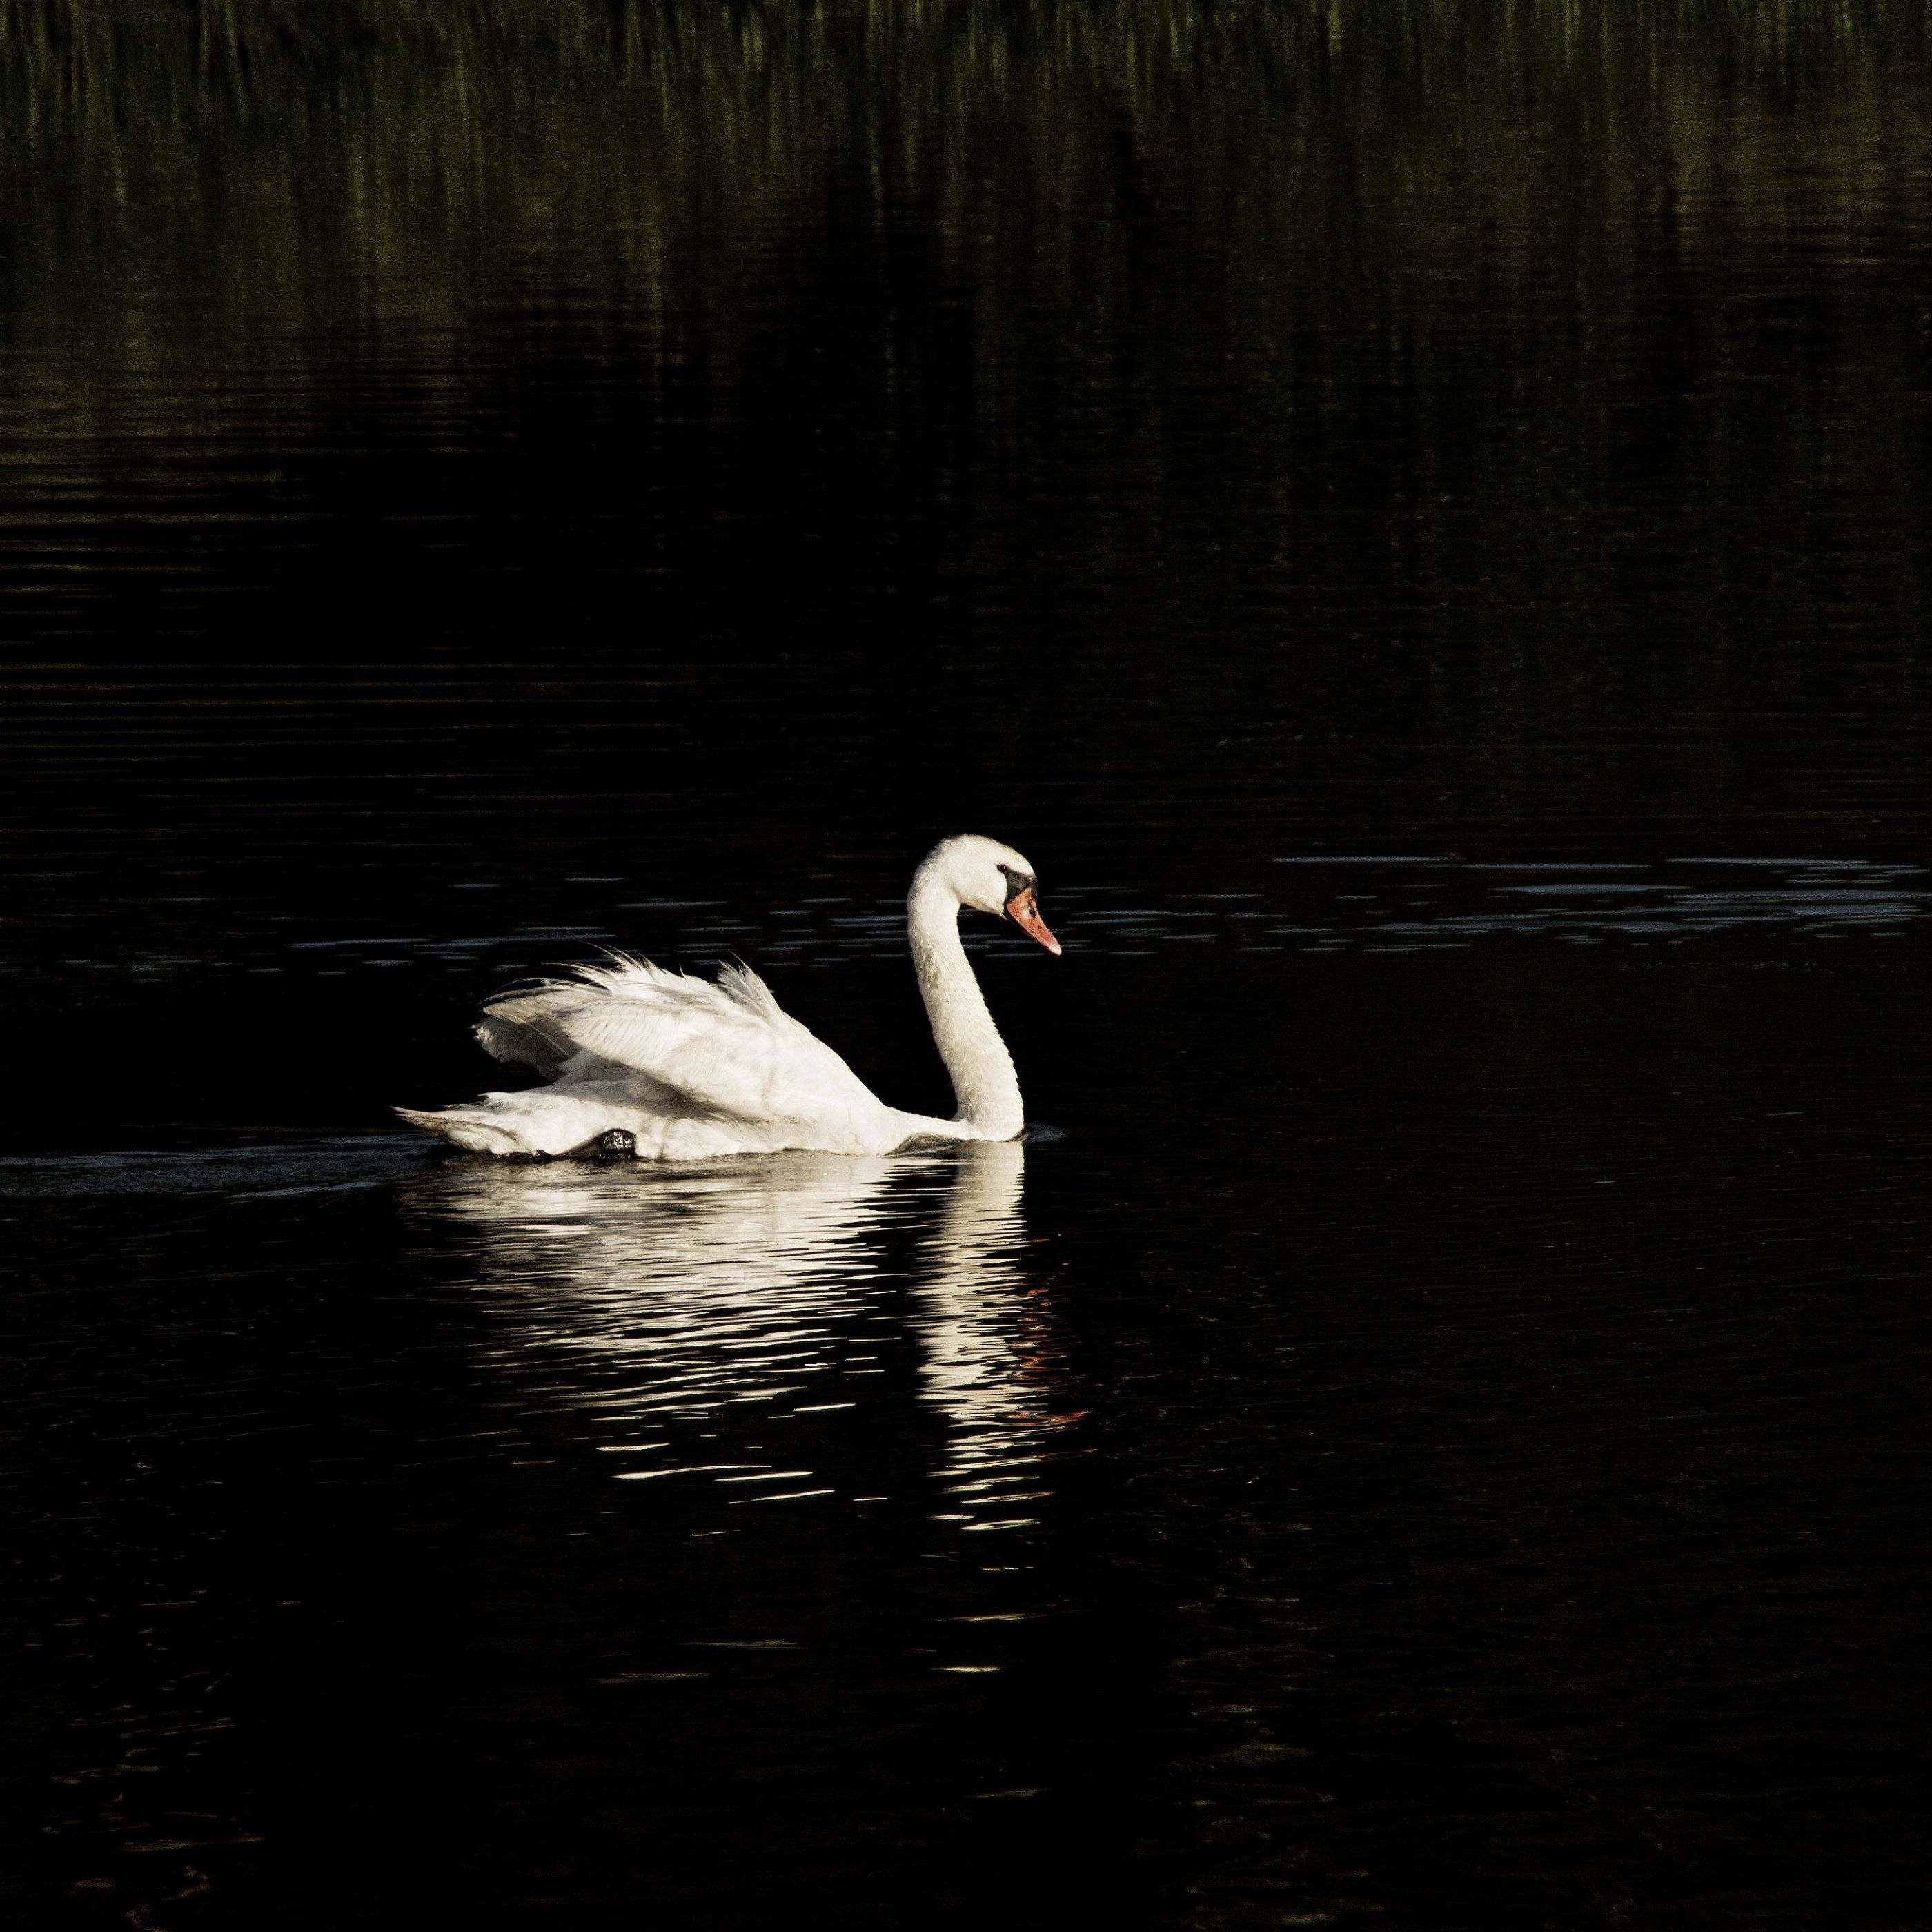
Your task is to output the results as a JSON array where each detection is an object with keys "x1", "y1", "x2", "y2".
[
  {"x1": 475, "y1": 992, "x2": 577, "y2": 1076},
  {"x1": 480, "y1": 954, "x2": 881, "y2": 1128}
]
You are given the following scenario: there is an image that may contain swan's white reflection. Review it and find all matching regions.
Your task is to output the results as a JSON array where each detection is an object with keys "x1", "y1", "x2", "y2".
[
  {"x1": 915, "y1": 1140, "x2": 1075, "y2": 1530},
  {"x1": 408, "y1": 1143, "x2": 1072, "y2": 1528}
]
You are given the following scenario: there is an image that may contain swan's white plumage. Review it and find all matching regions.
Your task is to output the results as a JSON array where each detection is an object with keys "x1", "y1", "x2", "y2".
[{"x1": 397, "y1": 834, "x2": 1056, "y2": 1161}]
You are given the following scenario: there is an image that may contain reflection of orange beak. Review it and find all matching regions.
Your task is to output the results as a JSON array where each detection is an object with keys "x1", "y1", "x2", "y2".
[{"x1": 1006, "y1": 887, "x2": 1061, "y2": 956}]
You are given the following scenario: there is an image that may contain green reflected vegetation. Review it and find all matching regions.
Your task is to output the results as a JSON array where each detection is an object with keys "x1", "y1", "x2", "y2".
[
  {"x1": 5, "y1": 0, "x2": 1927, "y2": 363},
  {"x1": 3, "y1": 1, "x2": 1929, "y2": 835}
]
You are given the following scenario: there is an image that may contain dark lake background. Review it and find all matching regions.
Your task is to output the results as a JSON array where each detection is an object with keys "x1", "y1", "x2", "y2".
[{"x1": 4, "y1": 2, "x2": 1932, "y2": 1926}]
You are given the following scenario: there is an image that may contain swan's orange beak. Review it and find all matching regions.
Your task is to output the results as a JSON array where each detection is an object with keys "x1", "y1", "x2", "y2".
[{"x1": 1006, "y1": 887, "x2": 1061, "y2": 956}]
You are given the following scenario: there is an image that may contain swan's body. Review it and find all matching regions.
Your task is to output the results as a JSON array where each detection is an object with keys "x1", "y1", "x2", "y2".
[{"x1": 396, "y1": 834, "x2": 1059, "y2": 1160}]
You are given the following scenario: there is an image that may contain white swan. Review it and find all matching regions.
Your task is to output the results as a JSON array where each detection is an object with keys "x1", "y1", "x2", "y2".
[{"x1": 396, "y1": 834, "x2": 1061, "y2": 1160}]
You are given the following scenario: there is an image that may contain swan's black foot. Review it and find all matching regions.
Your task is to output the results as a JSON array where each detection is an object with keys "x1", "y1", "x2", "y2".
[{"x1": 593, "y1": 1129, "x2": 637, "y2": 1159}]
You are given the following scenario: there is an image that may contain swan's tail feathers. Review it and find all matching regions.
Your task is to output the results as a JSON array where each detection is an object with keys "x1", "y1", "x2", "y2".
[{"x1": 394, "y1": 1104, "x2": 543, "y2": 1159}]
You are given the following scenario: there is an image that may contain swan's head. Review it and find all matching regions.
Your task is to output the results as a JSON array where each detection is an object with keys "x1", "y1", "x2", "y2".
[{"x1": 918, "y1": 834, "x2": 1061, "y2": 956}]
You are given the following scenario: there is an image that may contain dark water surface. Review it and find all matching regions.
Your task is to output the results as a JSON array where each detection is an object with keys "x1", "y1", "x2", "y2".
[{"x1": 6, "y1": 3, "x2": 1932, "y2": 1926}]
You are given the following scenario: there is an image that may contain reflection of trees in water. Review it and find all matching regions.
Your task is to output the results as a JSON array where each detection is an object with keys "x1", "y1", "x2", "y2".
[
  {"x1": 8, "y1": 0, "x2": 1929, "y2": 829},
  {"x1": 9, "y1": 1, "x2": 1926, "y2": 373},
  {"x1": 410, "y1": 1141, "x2": 1073, "y2": 1526}
]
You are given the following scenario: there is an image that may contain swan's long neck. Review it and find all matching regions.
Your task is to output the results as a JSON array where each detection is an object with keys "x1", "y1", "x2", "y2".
[{"x1": 909, "y1": 868, "x2": 1025, "y2": 1141}]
